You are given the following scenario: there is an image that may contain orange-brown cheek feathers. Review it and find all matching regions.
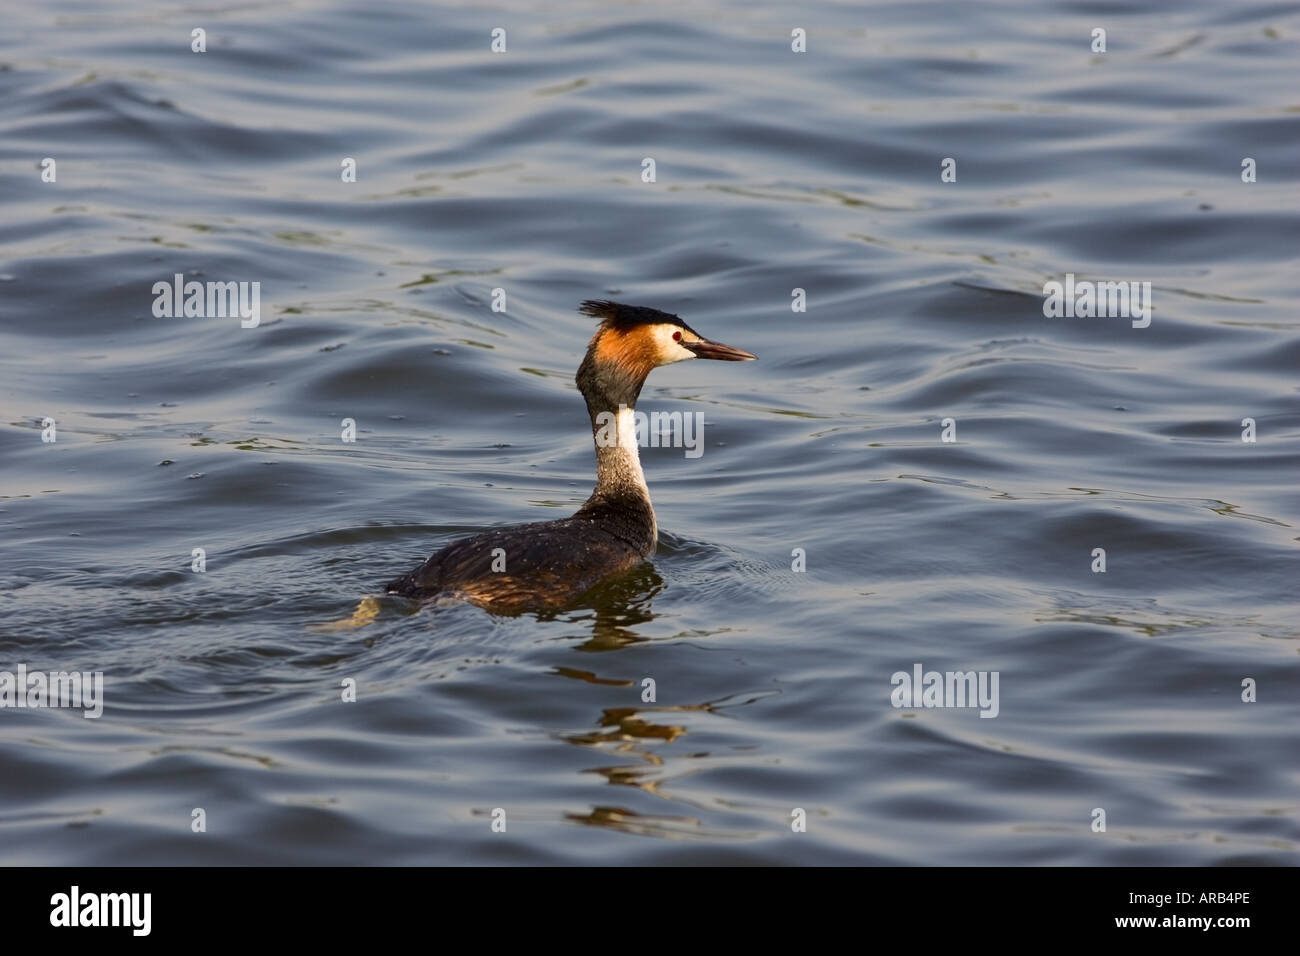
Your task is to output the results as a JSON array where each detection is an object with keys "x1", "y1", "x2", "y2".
[{"x1": 593, "y1": 326, "x2": 658, "y2": 382}]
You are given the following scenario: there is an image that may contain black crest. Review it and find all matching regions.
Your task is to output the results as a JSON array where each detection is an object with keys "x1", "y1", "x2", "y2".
[{"x1": 579, "y1": 300, "x2": 687, "y2": 330}]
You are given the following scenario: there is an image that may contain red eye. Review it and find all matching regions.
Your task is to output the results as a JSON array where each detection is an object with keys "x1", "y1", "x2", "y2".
[{"x1": 672, "y1": 331, "x2": 682, "y2": 341}]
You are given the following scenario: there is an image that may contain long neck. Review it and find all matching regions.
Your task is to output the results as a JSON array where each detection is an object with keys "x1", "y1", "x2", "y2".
[
  {"x1": 589, "y1": 396, "x2": 649, "y2": 501},
  {"x1": 573, "y1": 348, "x2": 657, "y2": 551}
]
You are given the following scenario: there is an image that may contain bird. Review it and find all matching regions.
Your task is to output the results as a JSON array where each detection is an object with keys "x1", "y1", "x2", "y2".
[{"x1": 383, "y1": 300, "x2": 756, "y2": 613}]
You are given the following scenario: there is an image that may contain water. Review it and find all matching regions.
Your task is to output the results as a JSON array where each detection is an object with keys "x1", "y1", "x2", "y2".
[{"x1": 1, "y1": 0, "x2": 1297, "y2": 865}]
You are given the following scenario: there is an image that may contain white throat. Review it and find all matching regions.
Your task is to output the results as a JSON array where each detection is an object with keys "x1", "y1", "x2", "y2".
[
  {"x1": 603, "y1": 404, "x2": 647, "y2": 490},
  {"x1": 591, "y1": 404, "x2": 656, "y2": 544}
]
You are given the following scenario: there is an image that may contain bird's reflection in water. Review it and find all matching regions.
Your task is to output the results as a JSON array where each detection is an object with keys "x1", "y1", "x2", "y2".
[
  {"x1": 563, "y1": 805, "x2": 706, "y2": 838},
  {"x1": 551, "y1": 625, "x2": 745, "y2": 838},
  {"x1": 531, "y1": 565, "x2": 764, "y2": 841},
  {"x1": 555, "y1": 562, "x2": 664, "y2": 652}
]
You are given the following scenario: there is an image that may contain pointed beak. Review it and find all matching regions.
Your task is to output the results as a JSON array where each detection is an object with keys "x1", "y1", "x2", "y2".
[{"x1": 684, "y1": 337, "x2": 757, "y2": 361}]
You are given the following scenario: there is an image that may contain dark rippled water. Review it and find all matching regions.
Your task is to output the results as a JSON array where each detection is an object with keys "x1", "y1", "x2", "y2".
[{"x1": 1, "y1": 0, "x2": 1297, "y2": 865}]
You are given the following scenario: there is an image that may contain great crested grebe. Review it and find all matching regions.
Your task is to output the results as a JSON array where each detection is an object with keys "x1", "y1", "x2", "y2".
[{"x1": 384, "y1": 300, "x2": 756, "y2": 613}]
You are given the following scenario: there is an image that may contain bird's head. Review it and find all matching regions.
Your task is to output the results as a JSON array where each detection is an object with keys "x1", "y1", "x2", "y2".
[{"x1": 576, "y1": 300, "x2": 755, "y2": 402}]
